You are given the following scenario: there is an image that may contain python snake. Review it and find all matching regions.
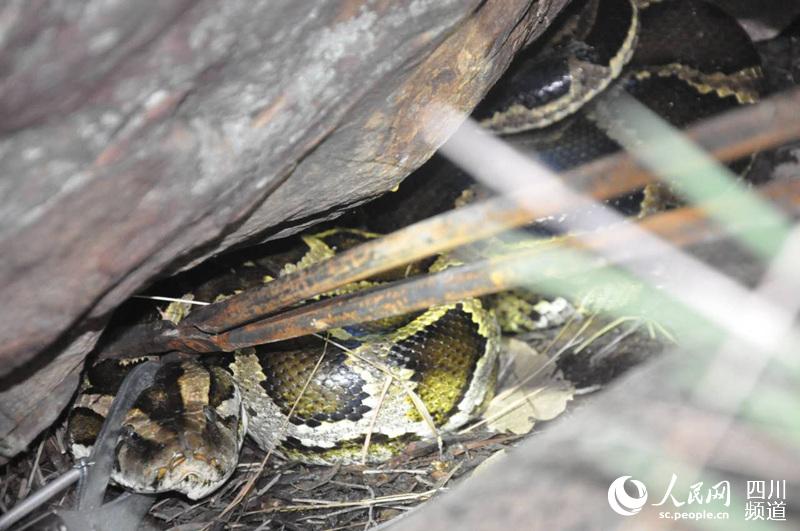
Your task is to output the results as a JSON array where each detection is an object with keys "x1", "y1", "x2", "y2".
[{"x1": 68, "y1": 0, "x2": 763, "y2": 500}]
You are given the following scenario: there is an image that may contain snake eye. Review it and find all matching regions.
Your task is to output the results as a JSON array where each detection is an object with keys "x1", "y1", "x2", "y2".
[
  {"x1": 120, "y1": 424, "x2": 139, "y2": 441},
  {"x1": 204, "y1": 406, "x2": 218, "y2": 423}
]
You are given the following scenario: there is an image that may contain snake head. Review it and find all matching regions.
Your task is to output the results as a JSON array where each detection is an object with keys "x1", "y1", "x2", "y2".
[{"x1": 112, "y1": 361, "x2": 248, "y2": 499}]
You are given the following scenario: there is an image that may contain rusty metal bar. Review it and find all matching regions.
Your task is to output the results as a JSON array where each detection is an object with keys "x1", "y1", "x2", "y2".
[
  {"x1": 214, "y1": 251, "x2": 580, "y2": 349},
  {"x1": 205, "y1": 178, "x2": 800, "y2": 350},
  {"x1": 179, "y1": 87, "x2": 800, "y2": 336}
]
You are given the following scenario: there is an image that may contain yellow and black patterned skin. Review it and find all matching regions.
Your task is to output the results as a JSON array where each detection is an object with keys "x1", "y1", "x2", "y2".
[
  {"x1": 68, "y1": 0, "x2": 765, "y2": 500},
  {"x1": 69, "y1": 229, "x2": 504, "y2": 499},
  {"x1": 231, "y1": 297, "x2": 499, "y2": 465}
]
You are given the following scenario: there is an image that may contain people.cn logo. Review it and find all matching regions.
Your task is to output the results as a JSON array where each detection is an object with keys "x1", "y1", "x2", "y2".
[{"x1": 608, "y1": 476, "x2": 648, "y2": 516}]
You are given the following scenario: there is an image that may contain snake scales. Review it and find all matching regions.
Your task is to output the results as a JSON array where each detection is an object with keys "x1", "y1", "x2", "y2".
[{"x1": 68, "y1": 0, "x2": 763, "y2": 500}]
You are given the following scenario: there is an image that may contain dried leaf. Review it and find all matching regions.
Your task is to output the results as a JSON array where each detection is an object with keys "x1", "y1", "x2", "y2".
[{"x1": 483, "y1": 339, "x2": 575, "y2": 435}]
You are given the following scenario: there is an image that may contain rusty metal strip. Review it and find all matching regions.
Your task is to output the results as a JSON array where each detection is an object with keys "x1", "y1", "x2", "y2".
[
  {"x1": 180, "y1": 87, "x2": 800, "y2": 336},
  {"x1": 206, "y1": 178, "x2": 800, "y2": 350}
]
